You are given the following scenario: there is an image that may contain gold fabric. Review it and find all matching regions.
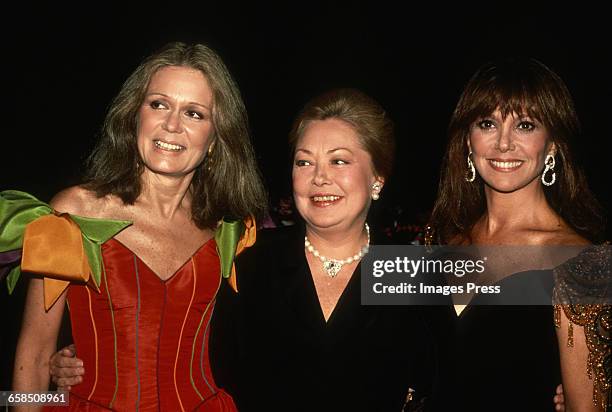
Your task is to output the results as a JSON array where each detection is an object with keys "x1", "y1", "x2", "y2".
[
  {"x1": 228, "y1": 216, "x2": 256, "y2": 292},
  {"x1": 21, "y1": 212, "x2": 91, "y2": 310},
  {"x1": 554, "y1": 243, "x2": 611, "y2": 410}
]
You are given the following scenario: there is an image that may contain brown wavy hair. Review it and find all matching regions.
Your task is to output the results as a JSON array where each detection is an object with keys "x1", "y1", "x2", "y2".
[
  {"x1": 430, "y1": 58, "x2": 605, "y2": 244},
  {"x1": 288, "y1": 88, "x2": 395, "y2": 181},
  {"x1": 84, "y1": 42, "x2": 267, "y2": 228}
]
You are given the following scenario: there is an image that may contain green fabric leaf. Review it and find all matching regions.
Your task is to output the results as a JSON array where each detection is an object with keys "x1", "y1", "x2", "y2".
[
  {"x1": 70, "y1": 208, "x2": 131, "y2": 288},
  {"x1": 6, "y1": 266, "x2": 21, "y2": 294},
  {"x1": 215, "y1": 219, "x2": 244, "y2": 278},
  {"x1": 0, "y1": 190, "x2": 52, "y2": 251},
  {"x1": 71, "y1": 214, "x2": 131, "y2": 288},
  {"x1": 82, "y1": 237, "x2": 103, "y2": 287},
  {"x1": 71, "y1": 215, "x2": 132, "y2": 244}
]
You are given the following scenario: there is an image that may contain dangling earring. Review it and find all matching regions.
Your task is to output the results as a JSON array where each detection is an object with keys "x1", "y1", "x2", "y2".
[
  {"x1": 371, "y1": 182, "x2": 382, "y2": 200},
  {"x1": 541, "y1": 153, "x2": 556, "y2": 186},
  {"x1": 206, "y1": 141, "x2": 215, "y2": 172},
  {"x1": 465, "y1": 151, "x2": 476, "y2": 182}
]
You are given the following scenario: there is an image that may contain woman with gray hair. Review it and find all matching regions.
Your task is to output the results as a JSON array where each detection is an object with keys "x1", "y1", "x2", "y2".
[{"x1": 7, "y1": 42, "x2": 266, "y2": 411}]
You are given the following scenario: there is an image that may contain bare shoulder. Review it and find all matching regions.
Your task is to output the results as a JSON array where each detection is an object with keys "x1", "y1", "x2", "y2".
[
  {"x1": 547, "y1": 226, "x2": 591, "y2": 246},
  {"x1": 50, "y1": 186, "x2": 111, "y2": 218}
]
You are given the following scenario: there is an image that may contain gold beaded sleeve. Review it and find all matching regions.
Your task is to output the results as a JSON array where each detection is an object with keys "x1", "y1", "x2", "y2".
[{"x1": 553, "y1": 244, "x2": 611, "y2": 410}]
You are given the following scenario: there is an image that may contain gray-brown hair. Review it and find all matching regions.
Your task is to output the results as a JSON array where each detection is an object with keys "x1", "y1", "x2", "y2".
[{"x1": 84, "y1": 42, "x2": 267, "y2": 228}]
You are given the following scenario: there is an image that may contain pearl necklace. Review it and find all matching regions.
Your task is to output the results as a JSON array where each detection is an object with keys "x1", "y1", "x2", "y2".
[{"x1": 304, "y1": 224, "x2": 370, "y2": 278}]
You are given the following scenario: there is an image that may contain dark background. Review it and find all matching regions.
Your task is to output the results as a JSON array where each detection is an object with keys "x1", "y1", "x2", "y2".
[{"x1": 2, "y1": 4, "x2": 610, "y2": 391}]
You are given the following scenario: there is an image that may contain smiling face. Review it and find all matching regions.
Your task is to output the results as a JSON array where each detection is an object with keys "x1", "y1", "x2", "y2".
[
  {"x1": 292, "y1": 118, "x2": 382, "y2": 233},
  {"x1": 469, "y1": 109, "x2": 555, "y2": 193},
  {"x1": 136, "y1": 66, "x2": 214, "y2": 179}
]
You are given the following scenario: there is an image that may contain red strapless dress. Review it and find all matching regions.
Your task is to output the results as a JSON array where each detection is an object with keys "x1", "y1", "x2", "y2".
[{"x1": 45, "y1": 238, "x2": 236, "y2": 411}]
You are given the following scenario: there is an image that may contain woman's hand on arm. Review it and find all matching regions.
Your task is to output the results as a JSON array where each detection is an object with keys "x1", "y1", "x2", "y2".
[
  {"x1": 554, "y1": 384, "x2": 566, "y2": 411},
  {"x1": 49, "y1": 344, "x2": 84, "y2": 391},
  {"x1": 13, "y1": 277, "x2": 66, "y2": 411}
]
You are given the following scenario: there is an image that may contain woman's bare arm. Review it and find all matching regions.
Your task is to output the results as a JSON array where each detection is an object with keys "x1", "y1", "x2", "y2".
[{"x1": 13, "y1": 277, "x2": 66, "y2": 411}]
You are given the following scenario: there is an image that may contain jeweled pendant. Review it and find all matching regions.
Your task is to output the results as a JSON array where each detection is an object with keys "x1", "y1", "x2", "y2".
[{"x1": 323, "y1": 260, "x2": 343, "y2": 278}]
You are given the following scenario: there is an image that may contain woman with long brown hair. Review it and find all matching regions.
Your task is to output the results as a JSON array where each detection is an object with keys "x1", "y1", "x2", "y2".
[{"x1": 429, "y1": 58, "x2": 610, "y2": 411}]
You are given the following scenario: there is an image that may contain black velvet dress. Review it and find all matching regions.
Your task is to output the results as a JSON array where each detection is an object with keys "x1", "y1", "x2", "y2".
[
  {"x1": 452, "y1": 272, "x2": 562, "y2": 411},
  {"x1": 210, "y1": 225, "x2": 454, "y2": 412},
  {"x1": 442, "y1": 244, "x2": 610, "y2": 411}
]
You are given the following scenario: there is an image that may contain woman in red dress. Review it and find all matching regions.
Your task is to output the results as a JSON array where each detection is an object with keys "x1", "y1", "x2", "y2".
[{"x1": 8, "y1": 42, "x2": 266, "y2": 411}]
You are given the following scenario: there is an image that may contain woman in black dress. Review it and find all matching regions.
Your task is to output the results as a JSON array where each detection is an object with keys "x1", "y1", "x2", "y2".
[
  {"x1": 428, "y1": 58, "x2": 610, "y2": 411},
  {"x1": 211, "y1": 89, "x2": 452, "y2": 411}
]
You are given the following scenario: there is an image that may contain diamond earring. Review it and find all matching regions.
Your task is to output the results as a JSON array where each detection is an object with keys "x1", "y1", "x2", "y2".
[
  {"x1": 371, "y1": 182, "x2": 382, "y2": 200},
  {"x1": 465, "y1": 151, "x2": 476, "y2": 182},
  {"x1": 541, "y1": 153, "x2": 556, "y2": 186}
]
